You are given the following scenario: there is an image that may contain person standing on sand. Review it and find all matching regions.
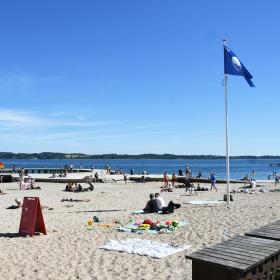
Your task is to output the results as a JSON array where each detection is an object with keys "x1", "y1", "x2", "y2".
[
  {"x1": 163, "y1": 172, "x2": 169, "y2": 187},
  {"x1": 210, "y1": 172, "x2": 217, "y2": 191}
]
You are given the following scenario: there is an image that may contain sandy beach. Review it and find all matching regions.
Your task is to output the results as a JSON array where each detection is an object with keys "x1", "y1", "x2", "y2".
[{"x1": 0, "y1": 178, "x2": 280, "y2": 280}]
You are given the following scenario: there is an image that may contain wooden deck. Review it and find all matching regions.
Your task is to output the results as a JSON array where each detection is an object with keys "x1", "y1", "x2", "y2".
[
  {"x1": 186, "y1": 235, "x2": 280, "y2": 279},
  {"x1": 245, "y1": 220, "x2": 280, "y2": 241}
]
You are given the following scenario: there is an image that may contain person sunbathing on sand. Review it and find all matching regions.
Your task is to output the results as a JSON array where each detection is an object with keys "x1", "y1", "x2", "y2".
[
  {"x1": 7, "y1": 198, "x2": 22, "y2": 209},
  {"x1": 65, "y1": 182, "x2": 75, "y2": 192},
  {"x1": 74, "y1": 183, "x2": 94, "y2": 192},
  {"x1": 161, "y1": 201, "x2": 181, "y2": 214},
  {"x1": 143, "y1": 194, "x2": 160, "y2": 213}
]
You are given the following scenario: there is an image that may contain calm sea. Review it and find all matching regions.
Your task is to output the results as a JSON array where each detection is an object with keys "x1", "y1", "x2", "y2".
[{"x1": 0, "y1": 158, "x2": 279, "y2": 180}]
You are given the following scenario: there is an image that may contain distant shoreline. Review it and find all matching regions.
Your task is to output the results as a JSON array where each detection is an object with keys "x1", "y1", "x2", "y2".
[{"x1": 0, "y1": 152, "x2": 280, "y2": 160}]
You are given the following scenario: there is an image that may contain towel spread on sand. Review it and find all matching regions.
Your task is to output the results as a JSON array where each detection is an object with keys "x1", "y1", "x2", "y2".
[
  {"x1": 99, "y1": 238, "x2": 191, "y2": 258},
  {"x1": 187, "y1": 200, "x2": 225, "y2": 205},
  {"x1": 117, "y1": 221, "x2": 188, "y2": 234}
]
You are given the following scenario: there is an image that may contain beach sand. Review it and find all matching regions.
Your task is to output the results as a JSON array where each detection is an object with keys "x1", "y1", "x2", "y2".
[{"x1": 0, "y1": 179, "x2": 280, "y2": 279}]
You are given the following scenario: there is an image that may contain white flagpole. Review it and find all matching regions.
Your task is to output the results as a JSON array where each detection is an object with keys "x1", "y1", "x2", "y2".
[{"x1": 223, "y1": 39, "x2": 230, "y2": 206}]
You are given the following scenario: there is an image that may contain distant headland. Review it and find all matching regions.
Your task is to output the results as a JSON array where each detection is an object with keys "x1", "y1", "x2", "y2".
[{"x1": 0, "y1": 152, "x2": 279, "y2": 160}]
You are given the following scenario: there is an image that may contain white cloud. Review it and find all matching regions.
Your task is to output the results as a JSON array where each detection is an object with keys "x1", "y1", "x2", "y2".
[
  {"x1": 0, "y1": 109, "x2": 120, "y2": 128},
  {"x1": 0, "y1": 109, "x2": 43, "y2": 126}
]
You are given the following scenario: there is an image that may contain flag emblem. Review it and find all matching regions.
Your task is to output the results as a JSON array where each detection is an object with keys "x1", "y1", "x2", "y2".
[{"x1": 232, "y1": 57, "x2": 242, "y2": 72}]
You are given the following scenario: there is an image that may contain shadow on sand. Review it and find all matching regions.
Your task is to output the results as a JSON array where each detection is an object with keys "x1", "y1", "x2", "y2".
[{"x1": 0, "y1": 233, "x2": 21, "y2": 238}]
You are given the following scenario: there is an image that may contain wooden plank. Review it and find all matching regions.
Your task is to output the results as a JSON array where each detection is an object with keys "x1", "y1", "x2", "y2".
[
  {"x1": 235, "y1": 235, "x2": 280, "y2": 244},
  {"x1": 232, "y1": 235, "x2": 280, "y2": 248},
  {"x1": 214, "y1": 242, "x2": 280, "y2": 257},
  {"x1": 246, "y1": 228, "x2": 280, "y2": 234},
  {"x1": 246, "y1": 222, "x2": 280, "y2": 232},
  {"x1": 199, "y1": 248, "x2": 277, "y2": 273},
  {"x1": 186, "y1": 252, "x2": 248, "y2": 271},
  {"x1": 186, "y1": 235, "x2": 280, "y2": 274},
  {"x1": 209, "y1": 243, "x2": 269, "y2": 258},
  {"x1": 190, "y1": 250, "x2": 253, "y2": 266},
  {"x1": 246, "y1": 232, "x2": 280, "y2": 241},
  {"x1": 201, "y1": 248, "x2": 259, "y2": 264},
  {"x1": 226, "y1": 239, "x2": 280, "y2": 252},
  {"x1": 249, "y1": 228, "x2": 280, "y2": 236},
  {"x1": 252, "y1": 225, "x2": 280, "y2": 231},
  {"x1": 250, "y1": 225, "x2": 280, "y2": 230},
  {"x1": 212, "y1": 242, "x2": 272, "y2": 256}
]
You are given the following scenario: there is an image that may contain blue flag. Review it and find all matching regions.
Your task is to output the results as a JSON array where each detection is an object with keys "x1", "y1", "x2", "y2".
[{"x1": 224, "y1": 46, "x2": 255, "y2": 87}]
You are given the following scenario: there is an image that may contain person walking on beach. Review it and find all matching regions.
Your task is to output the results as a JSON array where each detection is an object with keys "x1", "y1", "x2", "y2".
[
  {"x1": 210, "y1": 172, "x2": 217, "y2": 191},
  {"x1": 185, "y1": 176, "x2": 191, "y2": 193},
  {"x1": 163, "y1": 172, "x2": 169, "y2": 187}
]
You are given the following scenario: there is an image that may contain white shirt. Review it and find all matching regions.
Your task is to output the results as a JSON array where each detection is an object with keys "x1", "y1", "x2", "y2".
[
  {"x1": 156, "y1": 196, "x2": 166, "y2": 210},
  {"x1": 250, "y1": 180, "x2": 256, "y2": 189}
]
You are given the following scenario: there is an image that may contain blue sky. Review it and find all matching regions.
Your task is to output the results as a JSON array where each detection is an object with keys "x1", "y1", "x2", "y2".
[{"x1": 0, "y1": 0, "x2": 279, "y2": 155}]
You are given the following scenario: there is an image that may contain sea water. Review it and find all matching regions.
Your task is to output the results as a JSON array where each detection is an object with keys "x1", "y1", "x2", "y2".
[{"x1": 0, "y1": 158, "x2": 279, "y2": 180}]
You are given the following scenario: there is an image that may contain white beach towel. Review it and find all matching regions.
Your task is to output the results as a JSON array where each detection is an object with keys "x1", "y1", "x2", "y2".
[
  {"x1": 187, "y1": 200, "x2": 225, "y2": 205},
  {"x1": 99, "y1": 238, "x2": 191, "y2": 258}
]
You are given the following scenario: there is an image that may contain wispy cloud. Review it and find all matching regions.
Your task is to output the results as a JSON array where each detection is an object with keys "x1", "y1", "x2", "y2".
[
  {"x1": 0, "y1": 108, "x2": 170, "y2": 152},
  {"x1": 0, "y1": 109, "x2": 120, "y2": 128},
  {"x1": 0, "y1": 109, "x2": 43, "y2": 126}
]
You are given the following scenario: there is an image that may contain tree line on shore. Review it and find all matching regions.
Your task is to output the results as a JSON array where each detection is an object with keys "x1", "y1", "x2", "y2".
[{"x1": 0, "y1": 152, "x2": 279, "y2": 160}]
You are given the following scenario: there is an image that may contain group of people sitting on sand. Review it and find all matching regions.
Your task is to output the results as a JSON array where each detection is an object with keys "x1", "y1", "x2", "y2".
[
  {"x1": 143, "y1": 193, "x2": 181, "y2": 214},
  {"x1": 19, "y1": 177, "x2": 41, "y2": 190},
  {"x1": 64, "y1": 182, "x2": 94, "y2": 192}
]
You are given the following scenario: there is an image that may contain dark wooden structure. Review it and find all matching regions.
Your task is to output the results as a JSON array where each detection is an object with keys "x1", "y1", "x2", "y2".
[
  {"x1": 245, "y1": 220, "x2": 280, "y2": 241},
  {"x1": 32, "y1": 177, "x2": 104, "y2": 183},
  {"x1": 186, "y1": 235, "x2": 280, "y2": 280},
  {"x1": 129, "y1": 175, "x2": 243, "y2": 184},
  {"x1": 0, "y1": 168, "x2": 92, "y2": 174},
  {"x1": 0, "y1": 175, "x2": 12, "y2": 183}
]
